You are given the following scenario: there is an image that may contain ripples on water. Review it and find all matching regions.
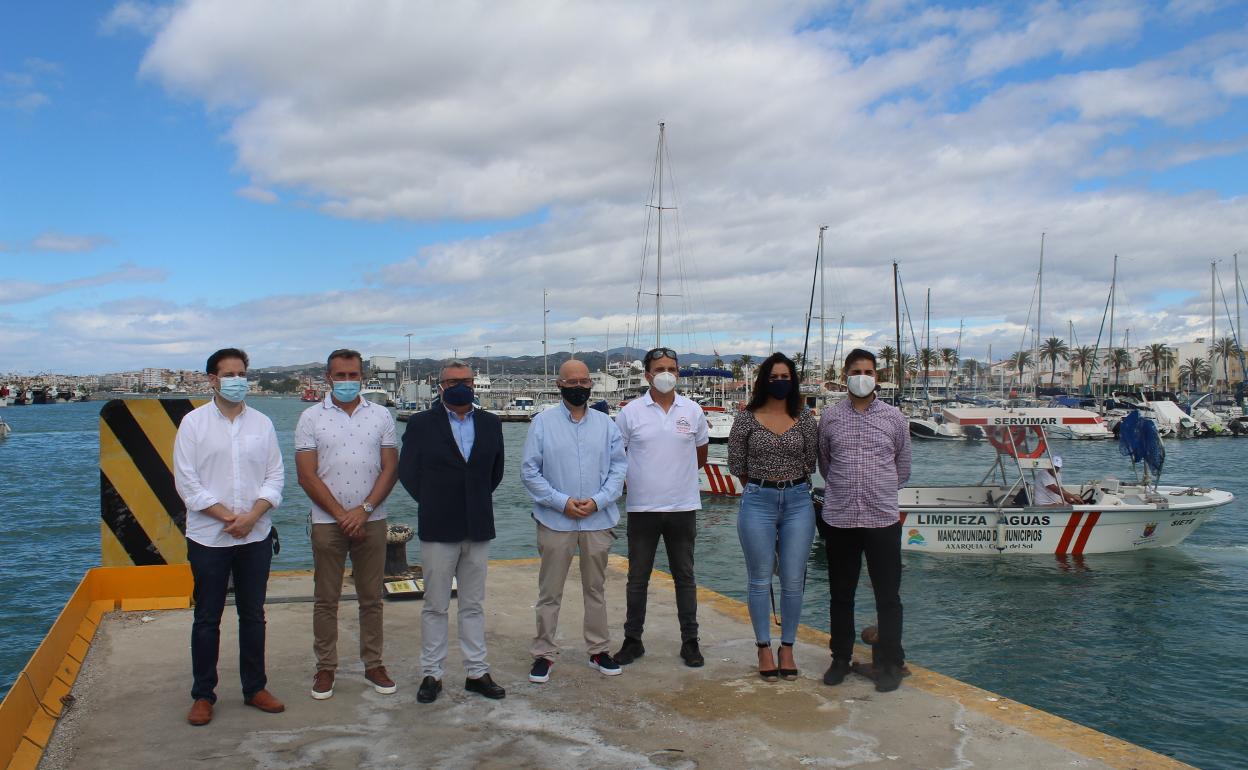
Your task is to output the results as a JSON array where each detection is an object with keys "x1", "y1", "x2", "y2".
[{"x1": 0, "y1": 400, "x2": 1244, "y2": 768}]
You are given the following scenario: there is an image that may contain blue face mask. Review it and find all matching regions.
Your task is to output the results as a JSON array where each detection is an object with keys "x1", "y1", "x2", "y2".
[
  {"x1": 217, "y1": 376, "x2": 249, "y2": 403},
  {"x1": 766, "y1": 379, "x2": 793, "y2": 400},
  {"x1": 442, "y1": 383, "x2": 474, "y2": 407},
  {"x1": 332, "y1": 380, "x2": 361, "y2": 402}
]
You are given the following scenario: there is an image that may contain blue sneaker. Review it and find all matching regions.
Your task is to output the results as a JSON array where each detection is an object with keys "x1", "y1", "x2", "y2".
[
  {"x1": 589, "y1": 652, "x2": 622, "y2": 676},
  {"x1": 529, "y1": 658, "x2": 552, "y2": 683}
]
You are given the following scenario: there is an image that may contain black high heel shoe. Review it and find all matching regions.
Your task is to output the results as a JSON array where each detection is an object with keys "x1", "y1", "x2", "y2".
[
  {"x1": 778, "y1": 641, "x2": 799, "y2": 680},
  {"x1": 757, "y1": 642, "x2": 779, "y2": 682}
]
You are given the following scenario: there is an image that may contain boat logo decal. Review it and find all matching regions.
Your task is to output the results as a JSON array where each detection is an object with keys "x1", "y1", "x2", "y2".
[
  {"x1": 906, "y1": 529, "x2": 926, "y2": 546},
  {"x1": 1142, "y1": 523, "x2": 1157, "y2": 538}
]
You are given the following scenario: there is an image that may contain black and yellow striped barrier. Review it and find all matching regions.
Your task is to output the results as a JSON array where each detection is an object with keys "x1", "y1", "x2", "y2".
[{"x1": 99, "y1": 399, "x2": 205, "y2": 566}]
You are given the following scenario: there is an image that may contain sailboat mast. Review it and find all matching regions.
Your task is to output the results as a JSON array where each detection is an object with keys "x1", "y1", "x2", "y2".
[
  {"x1": 1211, "y1": 259, "x2": 1217, "y2": 359},
  {"x1": 543, "y1": 289, "x2": 549, "y2": 378},
  {"x1": 819, "y1": 225, "x2": 827, "y2": 383},
  {"x1": 923, "y1": 288, "x2": 930, "y2": 401},
  {"x1": 893, "y1": 262, "x2": 903, "y2": 397},
  {"x1": 655, "y1": 123, "x2": 665, "y2": 347},
  {"x1": 1035, "y1": 233, "x2": 1044, "y2": 396},
  {"x1": 1237, "y1": 253, "x2": 1242, "y2": 356},
  {"x1": 1109, "y1": 255, "x2": 1117, "y2": 390}
]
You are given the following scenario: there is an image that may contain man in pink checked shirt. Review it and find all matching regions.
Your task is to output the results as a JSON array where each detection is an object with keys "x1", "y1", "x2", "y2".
[{"x1": 817, "y1": 348, "x2": 911, "y2": 693}]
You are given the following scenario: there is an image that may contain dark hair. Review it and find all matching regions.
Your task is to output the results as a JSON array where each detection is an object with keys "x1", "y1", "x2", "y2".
[
  {"x1": 643, "y1": 347, "x2": 679, "y2": 372},
  {"x1": 206, "y1": 347, "x2": 249, "y2": 375},
  {"x1": 746, "y1": 353, "x2": 803, "y2": 417},
  {"x1": 326, "y1": 348, "x2": 363, "y2": 372},
  {"x1": 843, "y1": 348, "x2": 877, "y2": 372}
]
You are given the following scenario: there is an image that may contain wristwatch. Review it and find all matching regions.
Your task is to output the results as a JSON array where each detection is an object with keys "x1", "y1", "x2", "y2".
[{"x1": 361, "y1": 502, "x2": 375, "y2": 514}]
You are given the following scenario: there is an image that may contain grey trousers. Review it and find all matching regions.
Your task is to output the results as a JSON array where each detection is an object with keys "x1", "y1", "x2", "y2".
[
  {"x1": 420, "y1": 539, "x2": 490, "y2": 680},
  {"x1": 531, "y1": 523, "x2": 614, "y2": 660}
]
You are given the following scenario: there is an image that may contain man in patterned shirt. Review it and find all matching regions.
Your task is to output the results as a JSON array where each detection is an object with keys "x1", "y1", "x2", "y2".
[
  {"x1": 296, "y1": 349, "x2": 399, "y2": 701},
  {"x1": 817, "y1": 348, "x2": 911, "y2": 692}
]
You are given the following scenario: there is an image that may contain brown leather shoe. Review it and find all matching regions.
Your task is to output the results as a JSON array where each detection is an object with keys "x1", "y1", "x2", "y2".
[
  {"x1": 243, "y1": 689, "x2": 286, "y2": 713},
  {"x1": 311, "y1": 670, "x2": 334, "y2": 700},
  {"x1": 365, "y1": 666, "x2": 397, "y2": 694},
  {"x1": 187, "y1": 699, "x2": 213, "y2": 726}
]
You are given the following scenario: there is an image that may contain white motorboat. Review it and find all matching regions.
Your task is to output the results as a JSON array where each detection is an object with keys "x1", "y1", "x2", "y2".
[
  {"x1": 360, "y1": 378, "x2": 391, "y2": 406},
  {"x1": 703, "y1": 408, "x2": 734, "y2": 444},
  {"x1": 699, "y1": 458, "x2": 741, "y2": 495},
  {"x1": 824, "y1": 407, "x2": 1232, "y2": 556},
  {"x1": 1047, "y1": 414, "x2": 1114, "y2": 440}
]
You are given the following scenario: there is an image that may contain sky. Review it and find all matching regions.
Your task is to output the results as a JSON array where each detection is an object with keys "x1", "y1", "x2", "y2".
[{"x1": 3, "y1": 0, "x2": 1248, "y2": 375}]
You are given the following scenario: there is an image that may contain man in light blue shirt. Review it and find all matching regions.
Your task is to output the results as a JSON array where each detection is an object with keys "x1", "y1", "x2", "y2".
[{"x1": 521, "y1": 359, "x2": 627, "y2": 683}]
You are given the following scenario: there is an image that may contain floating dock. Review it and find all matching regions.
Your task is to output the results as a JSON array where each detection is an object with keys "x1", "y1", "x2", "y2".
[{"x1": 5, "y1": 556, "x2": 1189, "y2": 770}]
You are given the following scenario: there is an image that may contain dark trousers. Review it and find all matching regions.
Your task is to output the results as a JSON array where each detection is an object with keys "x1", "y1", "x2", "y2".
[
  {"x1": 188, "y1": 532, "x2": 273, "y2": 703},
  {"x1": 822, "y1": 521, "x2": 904, "y2": 667},
  {"x1": 624, "y1": 511, "x2": 698, "y2": 642}
]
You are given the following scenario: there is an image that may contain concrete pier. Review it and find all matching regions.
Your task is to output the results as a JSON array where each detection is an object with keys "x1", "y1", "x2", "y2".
[{"x1": 39, "y1": 557, "x2": 1186, "y2": 769}]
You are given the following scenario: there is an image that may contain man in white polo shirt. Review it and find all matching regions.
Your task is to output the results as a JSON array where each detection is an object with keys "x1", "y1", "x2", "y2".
[
  {"x1": 295, "y1": 349, "x2": 399, "y2": 701},
  {"x1": 614, "y1": 347, "x2": 709, "y2": 668}
]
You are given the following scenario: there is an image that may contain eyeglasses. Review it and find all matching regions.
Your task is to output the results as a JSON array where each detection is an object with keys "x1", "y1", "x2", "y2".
[
  {"x1": 644, "y1": 347, "x2": 678, "y2": 364},
  {"x1": 440, "y1": 377, "x2": 474, "y2": 387}
]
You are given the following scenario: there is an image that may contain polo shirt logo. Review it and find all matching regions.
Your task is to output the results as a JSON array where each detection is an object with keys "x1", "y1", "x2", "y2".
[{"x1": 675, "y1": 417, "x2": 692, "y2": 434}]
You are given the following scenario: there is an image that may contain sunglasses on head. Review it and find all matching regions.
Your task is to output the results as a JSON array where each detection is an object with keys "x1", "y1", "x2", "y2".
[{"x1": 644, "y1": 347, "x2": 678, "y2": 363}]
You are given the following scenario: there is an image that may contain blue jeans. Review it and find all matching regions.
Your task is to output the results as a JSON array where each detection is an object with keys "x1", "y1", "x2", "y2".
[
  {"x1": 187, "y1": 531, "x2": 273, "y2": 703},
  {"x1": 736, "y1": 483, "x2": 816, "y2": 645}
]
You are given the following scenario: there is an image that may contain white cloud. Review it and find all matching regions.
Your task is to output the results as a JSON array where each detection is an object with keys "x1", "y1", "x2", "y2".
[
  {"x1": 0, "y1": 231, "x2": 112, "y2": 253},
  {"x1": 0, "y1": 263, "x2": 166, "y2": 304},
  {"x1": 100, "y1": 1, "x2": 174, "y2": 35},
  {"x1": 8, "y1": 0, "x2": 1246, "y2": 373},
  {"x1": 235, "y1": 185, "x2": 278, "y2": 204}
]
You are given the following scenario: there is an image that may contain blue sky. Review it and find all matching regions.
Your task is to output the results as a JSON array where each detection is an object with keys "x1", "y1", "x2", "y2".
[{"x1": 3, "y1": 1, "x2": 1248, "y2": 374}]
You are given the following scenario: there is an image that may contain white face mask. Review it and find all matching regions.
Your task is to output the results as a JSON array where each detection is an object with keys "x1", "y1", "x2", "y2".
[
  {"x1": 847, "y1": 374, "x2": 876, "y2": 398},
  {"x1": 651, "y1": 371, "x2": 678, "y2": 394}
]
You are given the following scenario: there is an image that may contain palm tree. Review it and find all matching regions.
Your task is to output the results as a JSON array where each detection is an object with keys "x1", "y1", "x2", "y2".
[
  {"x1": 1009, "y1": 351, "x2": 1032, "y2": 389},
  {"x1": 1179, "y1": 357, "x2": 1211, "y2": 391},
  {"x1": 791, "y1": 352, "x2": 806, "y2": 373},
  {"x1": 1137, "y1": 343, "x2": 1170, "y2": 387},
  {"x1": 739, "y1": 354, "x2": 754, "y2": 383},
  {"x1": 824, "y1": 363, "x2": 838, "y2": 383},
  {"x1": 731, "y1": 357, "x2": 744, "y2": 380},
  {"x1": 1105, "y1": 347, "x2": 1131, "y2": 386},
  {"x1": 898, "y1": 352, "x2": 917, "y2": 376},
  {"x1": 1039, "y1": 337, "x2": 1069, "y2": 388},
  {"x1": 1209, "y1": 336, "x2": 1239, "y2": 392},
  {"x1": 878, "y1": 345, "x2": 896, "y2": 381},
  {"x1": 1069, "y1": 346, "x2": 1095, "y2": 389},
  {"x1": 939, "y1": 347, "x2": 958, "y2": 389},
  {"x1": 712, "y1": 357, "x2": 725, "y2": 370},
  {"x1": 960, "y1": 358, "x2": 984, "y2": 389},
  {"x1": 918, "y1": 347, "x2": 939, "y2": 385}
]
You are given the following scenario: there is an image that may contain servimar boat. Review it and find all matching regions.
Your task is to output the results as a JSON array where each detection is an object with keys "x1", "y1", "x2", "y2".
[{"x1": 819, "y1": 407, "x2": 1233, "y2": 556}]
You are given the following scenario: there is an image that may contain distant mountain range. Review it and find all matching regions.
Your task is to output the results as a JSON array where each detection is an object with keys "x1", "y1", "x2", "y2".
[{"x1": 254, "y1": 347, "x2": 760, "y2": 377}]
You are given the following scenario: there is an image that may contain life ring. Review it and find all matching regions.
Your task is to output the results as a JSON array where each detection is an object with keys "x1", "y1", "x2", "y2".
[{"x1": 985, "y1": 425, "x2": 1047, "y2": 459}]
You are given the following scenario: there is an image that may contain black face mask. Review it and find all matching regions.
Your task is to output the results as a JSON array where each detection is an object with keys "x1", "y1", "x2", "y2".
[
  {"x1": 560, "y1": 385, "x2": 592, "y2": 407},
  {"x1": 766, "y1": 379, "x2": 793, "y2": 400}
]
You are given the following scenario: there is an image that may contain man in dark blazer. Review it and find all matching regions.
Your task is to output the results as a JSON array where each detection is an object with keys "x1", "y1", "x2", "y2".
[{"x1": 398, "y1": 360, "x2": 506, "y2": 704}]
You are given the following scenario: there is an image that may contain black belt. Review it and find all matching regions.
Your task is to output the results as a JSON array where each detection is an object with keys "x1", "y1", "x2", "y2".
[{"x1": 748, "y1": 476, "x2": 809, "y2": 489}]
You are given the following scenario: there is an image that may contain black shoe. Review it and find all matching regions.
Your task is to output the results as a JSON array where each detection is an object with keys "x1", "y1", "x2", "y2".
[
  {"x1": 680, "y1": 639, "x2": 704, "y2": 668},
  {"x1": 614, "y1": 637, "x2": 645, "y2": 665},
  {"x1": 465, "y1": 673, "x2": 506, "y2": 700},
  {"x1": 875, "y1": 664, "x2": 903, "y2": 693},
  {"x1": 822, "y1": 659, "x2": 851, "y2": 686},
  {"x1": 416, "y1": 676, "x2": 442, "y2": 703}
]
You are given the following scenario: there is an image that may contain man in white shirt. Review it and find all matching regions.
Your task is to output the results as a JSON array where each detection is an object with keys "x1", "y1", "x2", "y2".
[
  {"x1": 295, "y1": 349, "x2": 399, "y2": 701},
  {"x1": 613, "y1": 347, "x2": 709, "y2": 668},
  {"x1": 173, "y1": 348, "x2": 285, "y2": 727},
  {"x1": 1035, "y1": 455, "x2": 1082, "y2": 506}
]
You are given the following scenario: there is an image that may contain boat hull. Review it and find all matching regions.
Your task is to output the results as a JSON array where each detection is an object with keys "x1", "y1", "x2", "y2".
[{"x1": 896, "y1": 485, "x2": 1231, "y2": 555}]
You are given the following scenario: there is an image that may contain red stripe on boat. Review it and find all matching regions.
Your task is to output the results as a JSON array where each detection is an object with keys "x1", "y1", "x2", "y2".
[
  {"x1": 1056, "y1": 512, "x2": 1083, "y2": 555},
  {"x1": 1072, "y1": 511, "x2": 1101, "y2": 555}
]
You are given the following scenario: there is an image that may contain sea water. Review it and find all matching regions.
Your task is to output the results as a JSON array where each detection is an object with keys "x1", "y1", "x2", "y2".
[{"x1": 0, "y1": 399, "x2": 1244, "y2": 768}]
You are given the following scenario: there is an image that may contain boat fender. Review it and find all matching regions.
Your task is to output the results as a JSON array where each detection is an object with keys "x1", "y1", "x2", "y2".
[{"x1": 994, "y1": 514, "x2": 1007, "y2": 552}]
